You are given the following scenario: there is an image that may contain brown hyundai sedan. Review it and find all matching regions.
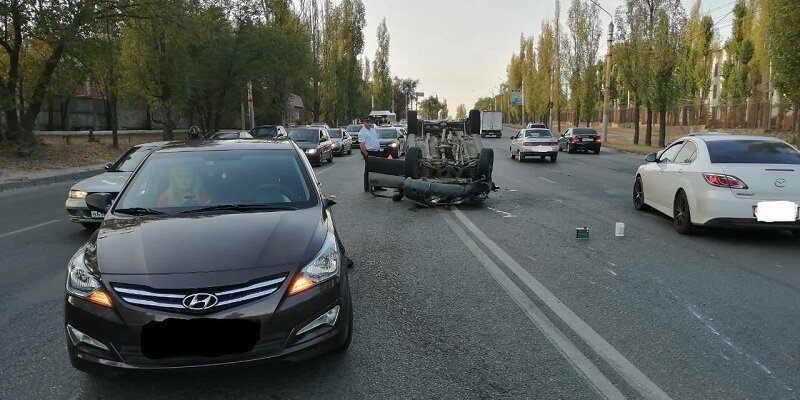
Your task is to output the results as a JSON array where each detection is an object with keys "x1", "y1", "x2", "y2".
[{"x1": 64, "y1": 140, "x2": 352, "y2": 376}]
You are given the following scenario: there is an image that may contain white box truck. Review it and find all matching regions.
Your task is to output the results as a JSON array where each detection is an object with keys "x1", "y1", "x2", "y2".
[{"x1": 480, "y1": 111, "x2": 503, "y2": 138}]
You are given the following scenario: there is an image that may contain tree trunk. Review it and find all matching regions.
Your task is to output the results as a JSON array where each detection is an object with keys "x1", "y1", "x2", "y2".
[
  {"x1": 633, "y1": 103, "x2": 641, "y2": 145},
  {"x1": 60, "y1": 98, "x2": 71, "y2": 131},
  {"x1": 163, "y1": 106, "x2": 175, "y2": 141},
  {"x1": 47, "y1": 102, "x2": 54, "y2": 131},
  {"x1": 645, "y1": 107, "x2": 653, "y2": 146},
  {"x1": 110, "y1": 89, "x2": 119, "y2": 149},
  {"x1": 658, "y1": 107, "x2": 667, "y2": 148}
]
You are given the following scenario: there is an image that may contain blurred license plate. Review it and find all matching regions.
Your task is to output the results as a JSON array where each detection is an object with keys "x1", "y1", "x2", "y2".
[
  {"x1": 582, "y1": 138, "x2": 594, "y2": 142},
  {"x1": 90, "y1": 211, "x2": 105, "y2": 219},
  {"x1": 755, "y1": 201, "x2": 797, "y2": 222}
]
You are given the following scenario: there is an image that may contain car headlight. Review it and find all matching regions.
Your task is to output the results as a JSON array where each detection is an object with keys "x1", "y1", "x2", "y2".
[
  {"x1": 66, "y1": 246, "x2": 113, "y2": 307},
  {"x1": 389, "y1": 143, "x2": 398, "y2": 148},
  {"x1": 306, "y1": 148, "x2": 318, "y2": 154},
  {"x1": 69, "y1": 190, "x2": 87, "y2": 199},
  {"x1": 289, "y1": 230, "x2": 339, "y2": 295}
]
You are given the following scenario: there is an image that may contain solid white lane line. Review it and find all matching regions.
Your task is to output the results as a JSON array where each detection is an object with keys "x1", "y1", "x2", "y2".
[
  {"x1": 0, "y1": 219, "x2": 60, "y2": 239},
  {"x1": 441, "y1": 213, "x2": 625, "y2": 400},
  {"x1": 316, "y1": 165, "x2": 338, "y2": 175},
  {"x1": 452, "y1": 208, "x2": 671, "y2": 400},
  {"x1": 538, "y1": 177, "x2": 557, "y2": 184}
]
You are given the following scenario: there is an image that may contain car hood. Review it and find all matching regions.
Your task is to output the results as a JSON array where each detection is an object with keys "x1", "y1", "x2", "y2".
[
  {"x1": 295, "y1": 141, "x2": 320, "y2": 150},
  {"x1": 91, "y1": 207, "x2": 328, "y2": 276},
  {"x1": 72, "y1": 172, "x2": 132, "y2": 193}
]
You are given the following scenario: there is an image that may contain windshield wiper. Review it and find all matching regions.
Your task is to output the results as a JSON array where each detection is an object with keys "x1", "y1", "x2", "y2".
[
  {"x1": 115, "y1": 207, "x2": 166, "y2": 216},
  {"x1": 180, "y1": 204, "x2": 299, "y2": 214}
]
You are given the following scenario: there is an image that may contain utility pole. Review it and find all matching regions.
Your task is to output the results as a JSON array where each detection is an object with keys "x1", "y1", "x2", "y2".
[
  {"x1": 602, "y1": 22, "x2": 613, "y2": 143},
  {"x1": 247, "y1": 81, "x2": 255, "y2": 130},
  {"x1": 522, "y1": 77, "x2": 526, "y2": 126},
  {"x1": 548, "y1": 69, "x2": 554, "y2": 129}
]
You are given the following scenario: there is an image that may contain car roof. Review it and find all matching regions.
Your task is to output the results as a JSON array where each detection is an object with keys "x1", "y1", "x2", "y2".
[
  {"x1": 157, "y1": 140, "x2": 296, "y2": 153},
  {"x1": 135, "y1": 141, "x2": 170, "y2": 148},
  {"x1": 682, "y1": 133, "x2": 787, "y2": 143}
]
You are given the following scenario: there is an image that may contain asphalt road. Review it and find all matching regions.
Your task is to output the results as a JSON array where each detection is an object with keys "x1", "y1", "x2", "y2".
[{"x1": 1, "y1": 127, "x2": 798, "y2": 399}]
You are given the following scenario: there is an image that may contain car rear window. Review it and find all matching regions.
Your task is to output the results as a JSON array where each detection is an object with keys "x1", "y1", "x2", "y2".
[
  {"x1": 706, "y1": 140, "x2": 800, "y2": 164},
  {"x1": 573, "y1": 129, "x2": 598, "y2": 136},
  {"x1": 524, "y1": 129, "x2": 552, "y2": 138},
  {"x1": 253, "y1": 126, "x2": 278, "y2": 138}
]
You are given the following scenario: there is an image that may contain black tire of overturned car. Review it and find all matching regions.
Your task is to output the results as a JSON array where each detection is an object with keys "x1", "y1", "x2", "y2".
[
  {"x1": 477, "y1": 148, "x2": 494, "y2": 181},
  {"x1": 405, "y1": 147, "x2": 422, "y2": 179},
  {"x1": 468, "y1": 109, "x2": 481, "y2": 135}
]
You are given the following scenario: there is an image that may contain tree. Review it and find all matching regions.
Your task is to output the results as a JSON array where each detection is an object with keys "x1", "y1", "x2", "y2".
[
  {"x1": 371, "y1": 18, "x2": 391, "y2": 110},
  {"x1": 392, "y1": 77, "x2": 418, "y2": 116},
  {"x1": 120, "y1": 0, "x2": 191, "y2": 140},
  {"x1": 722, "y1": 0, "x2": 755, "y2": 128},
  {"x1": 770, "y1": 0, "x2": 800, "y2": 138},
  {"x1": 0, "y1": 0, "x2": 142, "y2": 147},
  {"x1": 455, "y1": 104, "x2": 467, "y2": 119},
  {"x1": 565, "y1": 0, "x2": 602, "y2": 127},
  {"x1": 650, "y1": 7, "x2": 685, "y2": 147},
  {"x1": 439, "y1": 100, "x2": 449, "y2": 120},
  {"x1": 677, "y1": 1, "x2": 713, "y2": 125},
  {"x1": 419, "y1": 95, "x2": 444, "y2": 120}
]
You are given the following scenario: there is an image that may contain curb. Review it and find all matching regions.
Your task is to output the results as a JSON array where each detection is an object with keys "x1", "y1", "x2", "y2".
[{"x1": 0, "y1": 168, "x2": 105, "y2": 192}]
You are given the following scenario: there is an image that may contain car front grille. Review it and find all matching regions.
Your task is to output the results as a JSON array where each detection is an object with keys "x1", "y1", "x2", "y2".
[{"x1": 111, "y1": 274, "x2": 287, "y2": 313}]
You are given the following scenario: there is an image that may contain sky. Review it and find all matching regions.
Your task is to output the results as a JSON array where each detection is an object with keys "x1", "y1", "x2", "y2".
[{"x1": 361, "y1": 0, "x2": 736, "y2": 114}]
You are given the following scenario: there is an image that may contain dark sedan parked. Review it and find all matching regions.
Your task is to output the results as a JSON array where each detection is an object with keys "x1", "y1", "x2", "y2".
[
  {"x1": 288, "y1": 127, "x2": 334, "y2": 167},
  {"x1": 65, "y1": 140, "x2": 353, "y2": 376},
  {"x1": 558, "y1": 128, "x2": 602, "y2": 154}
]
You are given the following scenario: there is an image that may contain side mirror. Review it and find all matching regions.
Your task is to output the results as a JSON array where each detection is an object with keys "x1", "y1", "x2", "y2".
[
  {"x1": 645, "y1": 153, "x2": 658, "y2": 163},
  {"x1": 322, "y1": 197, "x2": 337, "y2": 210},
  {"x1": 86, "y1": 193, "x2": 112, "y2": 212},
  {"x1": 104, "y1": 163, "x2": 113, "y2": 171}
]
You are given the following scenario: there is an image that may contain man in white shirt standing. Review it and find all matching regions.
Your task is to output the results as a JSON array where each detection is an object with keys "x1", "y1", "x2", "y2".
[{"x1": 359, "y1": 117, "x2": 382, "y2": 192}]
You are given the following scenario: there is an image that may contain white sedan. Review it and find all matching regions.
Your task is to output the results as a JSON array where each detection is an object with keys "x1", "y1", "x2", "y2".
[
  {"x1": 510, "y1": 128, "x2": 559, "y2": 163},
  {"x1": 633, "y1": 134, "x2": 800, "y2": 235}
]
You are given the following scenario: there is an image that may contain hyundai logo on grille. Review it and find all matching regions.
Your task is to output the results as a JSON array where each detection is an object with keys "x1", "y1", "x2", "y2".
[
  {"x1": 182, "y1": 293, "x2": 218, "y2": 310},
  {"x1": 775, "y1": 178, "x2": 787, "y2": 188}
]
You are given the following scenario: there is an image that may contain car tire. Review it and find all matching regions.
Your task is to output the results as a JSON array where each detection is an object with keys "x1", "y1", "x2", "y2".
[
  {"x1": 540, "y1": 155, "x2": 546, "y2": 161},
  {"x1": 567, "y1": 144, "x2": 575, "y2": 154},
  {"x1": 314, "y1": 158, "x2": 322, "y2": 167},
  {"x1": 405, "y1": 147, "x2": 422, "y2": 179},
  {"x1": 477, "y1": 148, "x2": 494, "y2": 181},
  {"x1": 550, "y1": 155, "x2": 557, "y2": 163},
  {"x1": 81, "y1": 222, "x2": 101, "y2": 231},
  {"x1": 328, "y1": 152, "x2": 334, "y2": 163},
  {"x1": 558, "y1": 144, "x2": 563, "y2": 152},
  {"x1": 517, "y1": 150, "x2": 524, "y2": 162},
  {"x1": 594, "y1": 148, "x2": 601, "y2": 154},
  {"x1": 673, "y1": 190, "x2": 696, "y2": 235},
  {"x1": 791, "y1": 229, "x2": 800, "y2": 239},
  {"x1": 633, "y1": 176, "x2": 651, "y2": 211},
  {"x1": 510, "y1": 147, "x2": 515, "y2": 159}
]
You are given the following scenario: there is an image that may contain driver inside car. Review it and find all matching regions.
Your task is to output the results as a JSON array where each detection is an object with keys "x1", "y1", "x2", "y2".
[{"x1": 157, "y1": 165, "x2": 211, "y2": 207}]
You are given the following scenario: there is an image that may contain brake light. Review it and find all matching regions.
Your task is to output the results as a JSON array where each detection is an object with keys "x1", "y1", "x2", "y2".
[
  {"x1": 594, "y1": 137, "x2": 602, "y2": 143},
  {"x1": 702, "y1": 173, "x2": 749, "y2": 189},
  {"x1": 572, "y1": 137, "x2": 580, "y2": 143},
  {"x1": 524, "y1": 142, "x2": 535, "y2": 146}
]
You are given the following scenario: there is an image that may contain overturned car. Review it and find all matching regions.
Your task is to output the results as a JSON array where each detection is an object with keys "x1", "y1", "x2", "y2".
[{"x1": 365, "y1": 109, "x2": 496, "y2": 206}]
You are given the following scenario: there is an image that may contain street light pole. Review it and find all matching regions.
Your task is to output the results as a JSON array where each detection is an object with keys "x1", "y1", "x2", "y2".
[{"x1": 602, "y1": 22, "x2": 613, "y2": 143}]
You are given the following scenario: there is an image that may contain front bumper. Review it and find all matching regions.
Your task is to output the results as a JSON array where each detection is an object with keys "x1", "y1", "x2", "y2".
[
  {"x1": 65, "y1": 198, "x2": 104, "y2": 223},
  {"x1": 377, "y1": 146, "x2": 401, "y2": 158},
  {"x1": 65, "y1": 272, "x2": 351, "y2": 371},
  {"x1": 304, "y1": 152, "x2": 322, "y2": 164}
]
